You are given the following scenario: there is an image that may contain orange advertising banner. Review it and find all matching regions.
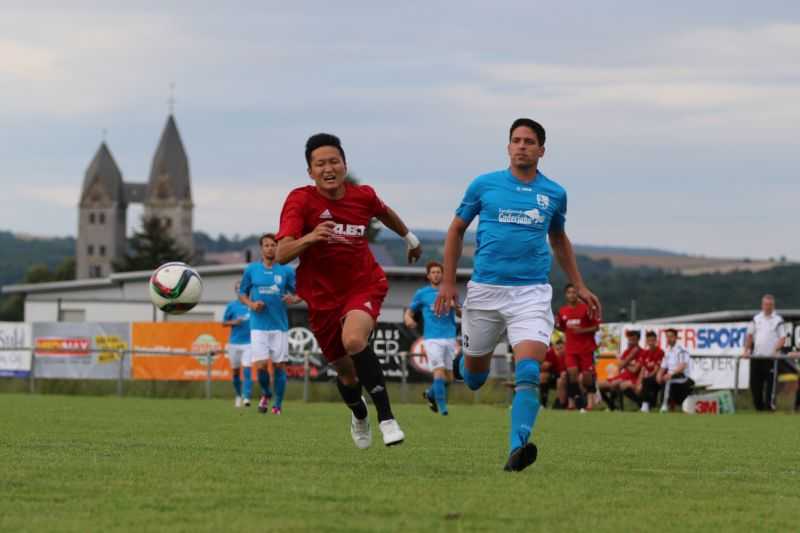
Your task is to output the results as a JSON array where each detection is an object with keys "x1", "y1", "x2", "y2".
[{"x1": 132, "y1": 322, "x2": 232, "y2": 381}]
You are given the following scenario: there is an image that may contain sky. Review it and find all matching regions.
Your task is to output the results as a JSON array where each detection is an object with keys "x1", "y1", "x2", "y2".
[{"x1": 1, "y1": 1, "x2": 798, "y2": 259}]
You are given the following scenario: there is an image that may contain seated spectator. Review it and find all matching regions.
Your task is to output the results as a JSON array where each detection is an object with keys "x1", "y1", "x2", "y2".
[
  {"x1": 657, "y1": 328, "x2": 694, "y2": 412},
  {"x1": 637, "y1": 330, "x2": 665, "y2": 413},
  {"x1": 598, "y1": 330, "x2": 642, "y2": 411},
  {"x1": 541, "y1": 338, "x2": 567, "y2": 408}
]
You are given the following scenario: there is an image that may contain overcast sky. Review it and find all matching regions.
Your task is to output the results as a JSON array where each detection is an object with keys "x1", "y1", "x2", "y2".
[{"x1": 1, "y1": 1, "x2": 798, "y2": 259}]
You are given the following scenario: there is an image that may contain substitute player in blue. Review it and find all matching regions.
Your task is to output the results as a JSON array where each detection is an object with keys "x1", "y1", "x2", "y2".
[
  {"x1": 404, "y1": 261, "x2": 460, "y2": 416},
  {"x1": 435, "y1": 118, "x2": 601, "y2": 472},
  {"x1": 223, "y1": 281, "x2": 252, "y2": 407},
  {"x1": 239, "y1": 233, "x2": 301, "y2": 415}
]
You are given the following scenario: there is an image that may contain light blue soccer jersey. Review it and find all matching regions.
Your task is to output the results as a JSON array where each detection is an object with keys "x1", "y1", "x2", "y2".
[
  {"x1": 239, "y1": 262, "x2": 296, "y2": 331},
  {"x1": 223, "y1": 300, "x2": 251, "y2": 345},
  {"x1": 409, "y1": 286, "x2": 457, "y2": 340},
  {"x1": 455, "y1": 169, "x2": 567, "y2": 286}
]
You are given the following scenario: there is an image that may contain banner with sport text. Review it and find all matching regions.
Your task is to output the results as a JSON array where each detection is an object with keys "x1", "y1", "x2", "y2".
[
  {"x1": 131, "y1": 322, "x2": 232, "y2": 381},
  {"x1": 619, "y1": 322, "x2": 750, "y2": 390},
  {"x1": 0, "y1": 322, "x2": 32, "y2": 378},
  {"x1": 31, "y1": 322, "x2": 131, "y2": 379}
]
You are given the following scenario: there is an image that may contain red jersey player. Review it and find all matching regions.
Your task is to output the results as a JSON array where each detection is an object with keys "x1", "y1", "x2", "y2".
[
  {"x1": 276, "y1": 133, "x2": 422, "y2": 449},
  {"x1": 556, "y1": 283, "x2": 600, "y2": 410},
  {"x1": 637, "y1": 330, "x2": 665, "y2": 412},
  {"x1": 541, "y1": 337, "x2": 567, "y2": 408},
  {"x1": 598, "y1": 330, "x2": 642, "y2": 410}
]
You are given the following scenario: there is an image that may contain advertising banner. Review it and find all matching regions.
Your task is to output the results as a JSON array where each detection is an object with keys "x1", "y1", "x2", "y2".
[
  {"x1": 620, "y1": 323, "x2": 750, "y2": 389},
  {"x1": 32, "y1": 322, "x2": 130, "y2": 379},
  {"x1": 131, "y1": 322, "x2": 231, "y2": 381},
  {"x1": 0, "y1": 322, "x2": 32, "y2": 378}
]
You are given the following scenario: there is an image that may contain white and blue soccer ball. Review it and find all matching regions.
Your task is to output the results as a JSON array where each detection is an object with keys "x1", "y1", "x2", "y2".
[{"x1": 149, "y1": 262, "x2": 203, "y2": 314}]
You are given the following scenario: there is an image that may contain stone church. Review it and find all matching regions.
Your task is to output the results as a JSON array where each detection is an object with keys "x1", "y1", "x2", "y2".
[{"x1": 76, "y1": 115, "x2": 193, "y2": 279}]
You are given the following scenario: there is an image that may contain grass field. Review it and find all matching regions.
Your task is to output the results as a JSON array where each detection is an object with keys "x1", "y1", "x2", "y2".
[{"x1": 1, "y1": 394, "x2": 799, "y2": 532}]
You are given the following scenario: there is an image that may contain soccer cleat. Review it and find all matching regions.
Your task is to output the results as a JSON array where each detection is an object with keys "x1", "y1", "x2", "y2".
[
  {"x1": 350, "y1": 413, "x2": 372, "y2": 449},
  {"x1": 234, "y1": 396, "x2": 242, "y2": 408},
  {"x1": 659, "y1": 404, "x2": 669, "y2": 413},
  {"x1": 271, "y1": 406, "x2": 281, "y2": 415},
  {"x1": 258, "y1": 395, "x2": 269, "y2": 413},
  {"x1": 423, "y1": 390, "x2": 438, "y2": 413},
  {"x1": 378, "y1": 419, "x2": 405, "y2": 446},
  {"x1": 504, "y1": 442, "x2": 538, "y2": 472},
  {"x1": 243, "y1": 398, "x2": 251, "y2": 407},
  {"x1": 640, "y1": 402, "x2": 650, "y2": 413}
]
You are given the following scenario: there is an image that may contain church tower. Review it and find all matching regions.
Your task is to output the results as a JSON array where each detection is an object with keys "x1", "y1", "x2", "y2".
[
  {"x1": 143, "y1": 114, "x2": 194, "y2": 256},
  {"x1": 76, "y1": 143, "x2": 127, "y2": 279}
]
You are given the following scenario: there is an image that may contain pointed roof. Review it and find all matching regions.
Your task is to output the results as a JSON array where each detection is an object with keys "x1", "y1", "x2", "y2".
[
  {"x1": 80, "y1": 142, "x2": 124, "y2": 205},
  {"x1": 146, "y1": 114, "x2": 192, "y2": 202}
]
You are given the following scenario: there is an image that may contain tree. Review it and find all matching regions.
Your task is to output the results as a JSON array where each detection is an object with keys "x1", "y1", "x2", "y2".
[
  {"x1": 113, "y1": 216, "x2": 193, "y2": 272},
  {"x1": 0, "y1": 257, "x2": 75, "y2": 320},
  {"x1": 344, "y1": 174, "x2": 382, "y2": 243}
]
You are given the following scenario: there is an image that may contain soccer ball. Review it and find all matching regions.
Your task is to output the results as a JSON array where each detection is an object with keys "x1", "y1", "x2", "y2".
[{"x1": 149, "y1": 262, "x2": 203, "y2": 314}]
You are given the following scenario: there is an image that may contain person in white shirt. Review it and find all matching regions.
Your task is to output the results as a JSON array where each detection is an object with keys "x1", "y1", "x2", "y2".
[
  {"x1": 656, "y1": 328, "x2": 694, "y2": 412},
  {"x1": 743, "y1": 294, "x2": 786, "y2": 411}
]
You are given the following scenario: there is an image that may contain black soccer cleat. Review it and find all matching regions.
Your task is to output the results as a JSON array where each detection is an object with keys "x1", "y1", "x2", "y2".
[
  {"x1": 503, "y1": 443, "x2": 538, "y2": 472},
  {"x1": 423, "y1": 390, "x2": 438, "y2": 413}
]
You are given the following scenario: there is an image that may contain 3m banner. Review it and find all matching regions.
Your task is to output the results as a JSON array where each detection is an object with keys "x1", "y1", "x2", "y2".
[
  {"x1": 32, "y1": 322, "x2": 131, "y2": 379},
  {"x1": 132, "y1": 322, "x2": 231, "y2": 381},
  {"x1": 0, "y1": 322, "x2": 31, "y2": 378},
  {"x1": 620, "y1": 323, "x2": 749, "y2": 389}
]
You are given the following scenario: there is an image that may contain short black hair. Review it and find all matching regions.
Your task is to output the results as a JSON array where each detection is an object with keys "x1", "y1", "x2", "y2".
[
  {"x1": 305, "y1": 133, "x2": 346, "y2": 166},
  {"x1": 564, "y1": 283, "x2": 575, "y2": 293},
  {"x1": 509, "y1": 118, "x2": 546, "y2": 145},
  {"x1": 260, "y1": 233, "x2": 277, "y2": 246},
  {"x1": 645, "y1": 330, "x2": 657, "y2": 339},
  {"x1": 625, "y1": 330, "x2": 641, "y2": 338},
  {"x1": 665, "y1": 328, "x2": 679, "y2": 336}
]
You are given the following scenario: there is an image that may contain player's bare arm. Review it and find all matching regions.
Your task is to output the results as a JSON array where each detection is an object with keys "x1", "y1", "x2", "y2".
[
  {"x1": 403, "y1": 308, "x2": 418, "y2": 329},
  {"x1": 375, "y1": 207, "x2": 422, "y2": 264},
  {"x1": 275, "y1": 221, "x2": 336, "y2": 264},
  {"x1": 434, "y1": 216, "x2": 468, "y2": 315},
  {"x1": 549, "y1": 227, "x2": 602, "y2": 318},
  {"x1": 238, "y1": 292, "x2": 264, "y2": 312}
]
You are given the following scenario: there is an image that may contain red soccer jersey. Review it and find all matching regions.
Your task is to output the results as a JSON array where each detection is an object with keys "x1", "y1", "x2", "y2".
[
  {"x1": 544, "y1": 348, "x2": 565, "y2": 375},
  {"x1": 619, "y1": 345, "x2": 640, "y2": 370},
  {"x1": 639, "y1": 347, "x2": 665, "y2": 372},
  {"x1": 276, "y1": 183, "x2": 388, "y2": 310},
  {"x1": 557, "y1": 303, "x2": 599, "y2": 355}
]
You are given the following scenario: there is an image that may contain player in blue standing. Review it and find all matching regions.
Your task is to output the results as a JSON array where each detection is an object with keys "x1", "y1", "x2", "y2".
[
  {"x1": 222, "y1": 281, "x2": 253, "y2": 407},
  {"x1": 404, "y1": 261, "x2": 460, "y2": 416},
  {"x1": 435, "y1": 118, "x2": 601, "y2": 471},
  {"x1": 239, "y1": 233, "x2": 301, "y2": 415}
]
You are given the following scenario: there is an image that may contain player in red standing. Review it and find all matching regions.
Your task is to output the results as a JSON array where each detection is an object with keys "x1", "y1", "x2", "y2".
[
  {"x1": 557, "y1": 283, "x2": 600, "y2": 411},
  {"x1": 275, "y1": 133, "x2": 422, "y2": 448}
]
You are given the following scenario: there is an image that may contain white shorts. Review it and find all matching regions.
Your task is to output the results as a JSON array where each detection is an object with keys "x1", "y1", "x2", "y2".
[
  {"x1": 251, "y1": 330, "x2": 289, "y2": 364},
  {"x1": 462, "y1": 281, "x2": 554, "y2": 357},
  {"x1": 226, "y1": 343, "x2": 252, "y2": 369},
  {"x1": 423, "y1": 338, "x2": 457, "y2": 371}
]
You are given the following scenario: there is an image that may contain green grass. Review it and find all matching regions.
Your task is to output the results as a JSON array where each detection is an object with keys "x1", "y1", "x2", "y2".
[{"x1": 1, "y1": 394, "x2": 799, "y2": 533}]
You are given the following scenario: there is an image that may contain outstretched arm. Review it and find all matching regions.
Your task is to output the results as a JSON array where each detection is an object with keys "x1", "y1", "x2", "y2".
[
  {"x1": 276, "y1": 222, "x2": 336, "y2": 264},
  {"x1": 434, "y1": 216, "x2": 468, "y2": 315},
  {"x1": 376, "y1": 207, "x2": 422, "y2": 264},
  {"x1": 549, "y1": 227, "x2": 602, "y2": 319}
]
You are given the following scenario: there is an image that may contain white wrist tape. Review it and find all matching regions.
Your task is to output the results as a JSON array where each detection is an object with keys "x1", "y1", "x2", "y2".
[{"x1": 404, "y1": 231, "x2": 420, "y2": 249}]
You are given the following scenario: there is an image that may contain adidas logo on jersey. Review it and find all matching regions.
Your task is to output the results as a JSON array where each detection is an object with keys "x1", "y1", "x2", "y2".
[{"x1": 319, "y1": 209, "x2": 333, "y2": 219}]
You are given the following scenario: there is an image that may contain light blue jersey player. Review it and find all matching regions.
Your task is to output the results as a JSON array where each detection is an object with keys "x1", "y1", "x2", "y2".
[
  {"x1": 435, "y1": 118, "x2": 601, "y2": 472},
  {"x1": 404, "y1": 261, "x2": 460, "y2": 415},
  {"x1": 239, "y1": 233, "x2": 300, "y2": 415},
  {"x1": 223, "y1": 282, "x2": 252, "y2": 407}
]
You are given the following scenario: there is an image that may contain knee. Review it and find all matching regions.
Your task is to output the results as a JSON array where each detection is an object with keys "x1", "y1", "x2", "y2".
[
  {"x1": 463, "y1": 360, "x2": 489, "y2": 391},
  {"x1": 338, "y1": 368, "x2": 358, "y2": 386},
  {"x1": 342, "y1": 332, "x2": 368, "y2": 355},
  {"x1": 515, "y1": 359, "x2": 541, "y2": 387}
]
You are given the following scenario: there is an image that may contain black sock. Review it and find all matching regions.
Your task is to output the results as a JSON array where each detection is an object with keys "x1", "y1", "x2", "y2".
[
  {"x1": 623, "y1": 389, "x2": 641, "y2": 407},
  {"x1": 336, "y1": 379, "x2": 367, "y2": 420},
  {"x1": 540, "y1": 385, "x2": 550, "y2": 407},
  {"x1": 567, "y1": 380, "x2": 583, "y2": 407},
  {"x1": 600, "y1": 390, "x2": 617, "y2": 410},
  {"x1": 352, "y1": 347, "x2": 394, "y2": 422}
]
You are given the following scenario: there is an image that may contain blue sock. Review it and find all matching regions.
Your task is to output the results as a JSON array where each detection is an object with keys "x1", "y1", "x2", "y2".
[
  {"x1": 509, "y1": 359, "x2": 541, "y2": 453},
  {"x1": 232, "y1": 368, "x2": 242, "y2": 396},
  {"x1": 257, "y1": 368, "x2": 272, "y2": 397},
  {"x1": 460, "y1": 356, "x2": 489, "y2": 391},
  {"x1": 425, "y1": 387, "x2": 434, "y2": 400},
  {"x1": 274, "y1": 368, "x2": 287, "y2": 409},
  {"x1": 242, "y1": 367, "x2": 253, "y2": 399},
  {"x1": 433, "y1": 378, "x2": 447, "y2": 414}
]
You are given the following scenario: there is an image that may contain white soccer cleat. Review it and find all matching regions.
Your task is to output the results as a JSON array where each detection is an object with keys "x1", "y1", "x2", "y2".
[
  {"x1": 640, "y1": 402, "x2": 650, "y2": 413},
  {"x1": 659, "y1": 405, "x2": 669, "y2": 413},
  {"x1": 350, "y1": 414, "x2": 372, "y2": 449},
  {"x1": 379, "y1": 419, "x2": 405, "y2": 446},
  {"x1": 234, "y1": 396, "x2": 242, "y2": 408}
]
